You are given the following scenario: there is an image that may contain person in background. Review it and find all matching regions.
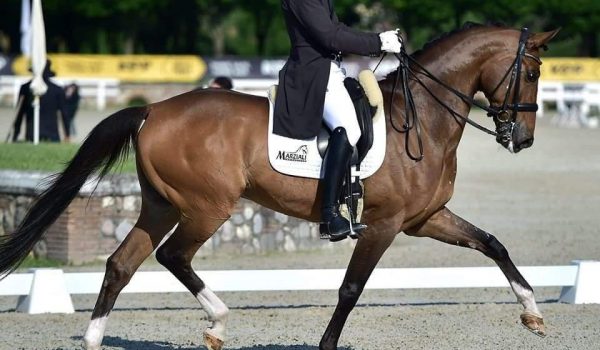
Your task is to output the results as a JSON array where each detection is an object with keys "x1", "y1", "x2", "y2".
[
  {"x1": 63, "y1": 83, "x2": 81, "y2": 137},
  {"x1": 209, "y1": 76, "x2": 233, "y2": 90},
  {"x1": 12, "y1": 60, "x2": 70, "y2": 143}
]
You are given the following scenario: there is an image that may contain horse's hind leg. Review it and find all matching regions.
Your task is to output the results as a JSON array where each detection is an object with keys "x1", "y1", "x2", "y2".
[
  {"x1": 83, "y1": 178, "x2": 179, "y2": 350},
  {"x1": 155, "y1": 213, "x2": 231, "y2": 350},
  {"x1": 406, "y1": 206, "x2": 545, "y2": 336}
]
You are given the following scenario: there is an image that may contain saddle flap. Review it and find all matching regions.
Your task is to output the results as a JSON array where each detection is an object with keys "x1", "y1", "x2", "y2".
[{"x1": 267, "y1": 71, "x2": 386, "y2": 180}]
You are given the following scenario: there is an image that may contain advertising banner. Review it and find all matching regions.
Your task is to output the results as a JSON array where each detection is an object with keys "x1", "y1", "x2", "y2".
[
  {"x1": 3, "y1": 55, "x2": 598, "y2": 83},
  {"x1": 541, "y1": 58, "x2": 600, "y2": 82},
  {"x1": 204, "y1": 58, "x2": 286, "y2": 79},
  {"x1": 12, "y1": 54, "x2": 206, "y2": 83}
]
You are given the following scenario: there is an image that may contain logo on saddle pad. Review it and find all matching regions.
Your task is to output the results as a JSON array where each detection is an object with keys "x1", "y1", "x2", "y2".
[{"x1": 276, "y1": 145, "x2": 308, "y2": 163}]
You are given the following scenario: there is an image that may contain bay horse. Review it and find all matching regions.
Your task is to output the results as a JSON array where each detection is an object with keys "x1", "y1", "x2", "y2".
[{"x1": 0, "y1": 24, "x2": 559, "y2": 350}]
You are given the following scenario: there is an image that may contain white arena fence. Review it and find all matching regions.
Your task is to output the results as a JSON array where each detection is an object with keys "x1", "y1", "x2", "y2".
[
  {"x1": 0, "y1": 260, "x2": 598, "y2": 314},
  {"x1": 537, "y1": 81, "x2": 600, "y2": 122},
  {"x1": 2, "y1": 74, "x2": 598, "y2": 123},
  {"x1": 0, "y1": 75, "x2": 120, "y2": 111},
  {"x1": 236, "y1": 80, "x2": 600, "y2": 124}
]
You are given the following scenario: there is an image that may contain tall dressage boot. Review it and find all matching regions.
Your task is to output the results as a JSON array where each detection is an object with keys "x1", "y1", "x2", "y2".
[{"x1": 319, "y1": 127, "x2": 367, "y2": 242}]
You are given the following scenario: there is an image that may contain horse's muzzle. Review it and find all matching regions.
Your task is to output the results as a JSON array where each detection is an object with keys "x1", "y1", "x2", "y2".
[
  {"x1": 511, "y1": 122, "x2": 534, "y2": 153},
  {"x1": 513, "y1": 137, "x2": 534, "y2": 153}
]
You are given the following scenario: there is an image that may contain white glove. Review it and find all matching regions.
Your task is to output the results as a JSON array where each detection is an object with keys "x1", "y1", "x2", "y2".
[{"x1": 379, "y1": 29, "x2": 401, "y2": 53}]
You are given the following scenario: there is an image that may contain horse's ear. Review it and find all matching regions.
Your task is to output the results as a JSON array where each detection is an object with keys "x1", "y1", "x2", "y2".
[{"x1": 527, "y1": 28, "x2": 561, "y2": 51}]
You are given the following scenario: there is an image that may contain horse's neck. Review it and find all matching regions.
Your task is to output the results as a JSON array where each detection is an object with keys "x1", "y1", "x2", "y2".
[{"x1": 382, "y1": 31, "x2": 497, "y2": 145}]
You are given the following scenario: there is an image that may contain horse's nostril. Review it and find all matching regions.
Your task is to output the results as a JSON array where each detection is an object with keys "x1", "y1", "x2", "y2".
[
  {"x1": 515, "y1": 138, "x2": 534, "y2": 152},
  {"x1": 522, "y1": 138, "x2": 534, "y2": 149}
]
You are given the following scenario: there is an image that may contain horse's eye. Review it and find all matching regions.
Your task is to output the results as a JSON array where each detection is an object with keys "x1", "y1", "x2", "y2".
[{"x1": 526, "y1": 70, "x2": 540, "y2": 83}]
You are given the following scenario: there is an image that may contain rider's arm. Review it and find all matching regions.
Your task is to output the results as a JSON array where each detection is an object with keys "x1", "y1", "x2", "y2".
[{"x1": 286, "y1": 0, "x2": 381, "y2": 57}]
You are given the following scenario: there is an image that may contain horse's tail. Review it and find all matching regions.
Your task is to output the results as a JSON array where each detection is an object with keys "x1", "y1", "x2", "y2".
[{"x1": 0, "y1": 106, "x2": 148, "y2": 278}]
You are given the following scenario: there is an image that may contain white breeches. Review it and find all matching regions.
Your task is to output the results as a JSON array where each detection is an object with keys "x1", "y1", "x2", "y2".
[{"x1": 323, "y1": 62, "x2": 361, "y2": 146}]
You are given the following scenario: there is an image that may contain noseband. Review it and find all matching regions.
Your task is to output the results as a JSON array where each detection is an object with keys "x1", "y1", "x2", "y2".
[{"x1": 383, "y1": 27, "x2": 541, "y2": 160}]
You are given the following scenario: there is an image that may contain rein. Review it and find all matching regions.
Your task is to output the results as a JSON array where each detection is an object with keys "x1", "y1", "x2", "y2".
[{"x1": 378, "y1": 27, "x2": 538, "y2": 160}]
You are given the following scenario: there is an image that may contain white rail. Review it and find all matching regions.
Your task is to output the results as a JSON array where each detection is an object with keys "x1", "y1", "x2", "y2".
[
  {"x1": 0, "y1": 75, "x2": 120, "y2": 110},
  {"x1": 1, "y1": 261, "x2": 598, "y2": 313}
]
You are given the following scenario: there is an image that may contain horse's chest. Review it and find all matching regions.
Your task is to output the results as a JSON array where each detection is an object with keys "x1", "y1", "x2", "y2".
[{"x1": 402, "y1": 160, "x2": 457, "y2": 224}]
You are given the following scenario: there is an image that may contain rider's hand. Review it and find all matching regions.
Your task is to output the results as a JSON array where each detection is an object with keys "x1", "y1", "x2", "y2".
[{"x1": 379, "y1": 29, "x2": 402, "y2": 53}]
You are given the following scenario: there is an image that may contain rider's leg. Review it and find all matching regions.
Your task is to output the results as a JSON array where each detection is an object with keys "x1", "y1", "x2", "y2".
[
  {"x1": 320, "y1": 62, "x2": 364, "y2": 242},
  {"x1": 323, "y1": 63, "x2": 362, "y2": 146}
]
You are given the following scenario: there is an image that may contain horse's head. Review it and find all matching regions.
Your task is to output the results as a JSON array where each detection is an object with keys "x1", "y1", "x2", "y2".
[{"x1": 480, "y1": 28, "x2": 560, "y2": 153}]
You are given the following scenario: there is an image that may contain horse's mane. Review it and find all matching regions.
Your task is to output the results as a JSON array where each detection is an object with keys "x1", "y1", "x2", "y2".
[
  {"x1": 411, "y1": 21, "x2": 509, "y2": 58},
  {"x1": 384, "y1": 22, "x2": 509, "y2": 80}
]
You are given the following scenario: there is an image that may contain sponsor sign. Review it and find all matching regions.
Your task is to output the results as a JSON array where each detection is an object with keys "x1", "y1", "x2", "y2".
[
  {"x1": 12, "y1": 54, "x2": 206, "y2": 83},
  {"x1": 541, "y1": 58, "x2": 600, "y2": 82},
  {"x1": 205, "y1": 58, "x2": 286, "y2": 79},
  {"x1": 3, "y1": 55, "x2": 598, "y2": 83},
  {"x1": 276, "y1": 145, "x2": 308, "y2": 162}
]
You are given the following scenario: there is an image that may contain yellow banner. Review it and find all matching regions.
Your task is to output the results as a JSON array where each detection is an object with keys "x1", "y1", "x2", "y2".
[
  {"x1": 541, "y1": 58, "x2": 600, "y2": 82},
  {"x1": 13, "y1": 54, "x2": 207, "y2": 83}
]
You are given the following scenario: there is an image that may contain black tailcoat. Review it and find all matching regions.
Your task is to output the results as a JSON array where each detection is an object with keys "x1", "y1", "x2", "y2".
[{"x1": 274, "y1": 0, "x2": 381, "y2": 139}]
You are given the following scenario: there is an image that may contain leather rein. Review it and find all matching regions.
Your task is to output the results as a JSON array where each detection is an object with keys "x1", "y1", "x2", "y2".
[{"x1": 379, "y1": 27, "x2": 540, "y2": 161}]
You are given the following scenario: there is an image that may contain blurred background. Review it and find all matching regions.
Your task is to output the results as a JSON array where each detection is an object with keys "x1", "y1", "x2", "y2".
[
  {"x1": 0, "y1": 0, "x2": 598, "y2": 110},
  {"x1": 0, "y1": 0, "x2": 598, "y2": 265},
  {"x1": 0, "y1": 4, "x2": 599, "y2": 349}
]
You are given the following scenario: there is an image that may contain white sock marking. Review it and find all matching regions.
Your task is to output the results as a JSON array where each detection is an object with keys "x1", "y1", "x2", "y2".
[
  {"x1": 510, "y1": 281, "x2": 541, "y2": 316},
  {"x1": 197, "y1": 287, "x2": 229, "y2": 341},
  {"x1": 84, "y1": 316, "x2": 109, "y2": 350}
]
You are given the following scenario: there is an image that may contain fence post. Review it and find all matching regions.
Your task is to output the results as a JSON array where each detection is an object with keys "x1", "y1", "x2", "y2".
[
  {"x1": 16, "y1": 268, "x2": 74, "y2": 314},
  {"x1": 559, "y1": 260, "x2": 600, "y2": 304},
  {"x1": 97, "y1": 80, "x2": 107, "y2": 110}
]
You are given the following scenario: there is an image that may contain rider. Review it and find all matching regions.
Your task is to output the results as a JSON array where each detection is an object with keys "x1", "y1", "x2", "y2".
[{"x1": 274, "y1": 0, "x2": 402, "y2": 242}]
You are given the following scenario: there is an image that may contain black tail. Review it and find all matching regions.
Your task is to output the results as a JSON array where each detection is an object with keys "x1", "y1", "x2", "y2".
[{"x1": 0, "y1": 106, "x2": 148, "y2": 277}]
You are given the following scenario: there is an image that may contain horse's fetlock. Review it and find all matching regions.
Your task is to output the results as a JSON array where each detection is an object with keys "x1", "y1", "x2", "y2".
[{"x1": 212, "y1": 306, "x2": 229, "y2": 322}]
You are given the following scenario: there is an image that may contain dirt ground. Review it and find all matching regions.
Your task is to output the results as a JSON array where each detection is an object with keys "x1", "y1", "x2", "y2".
[{"x1": 0, "y1": 108, "x2": 599, "y2": 349}]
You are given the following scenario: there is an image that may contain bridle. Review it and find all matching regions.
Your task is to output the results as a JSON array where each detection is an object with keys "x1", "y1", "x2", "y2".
[
  {"x1": 379, "y1": 27, "x2": 541, "y2": 160},
  {"x1": 486, "y1": 27, "x2": 539, "y2": 123}
]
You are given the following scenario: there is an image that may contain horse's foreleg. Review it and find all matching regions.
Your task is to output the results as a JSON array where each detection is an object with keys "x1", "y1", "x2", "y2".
[
  {"x1": 406, "y1": 206, "x2": 545, "y2": 336},
  {"x1": 155, "y1": 216, "x2": 230, "y2": 350},
  {"x1": 320, "y1": 225, "x2": 397, "y2": 350}
]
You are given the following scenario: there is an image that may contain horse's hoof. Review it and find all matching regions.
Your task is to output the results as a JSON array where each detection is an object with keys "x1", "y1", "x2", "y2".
[
  {"x1": 83, "y1": 343, "x2": 100, "y2": 350},
  {"x1": 83, "y1": 338, "x2": 101, "y2": 350},
  {"x1": 203, "y1": 330, "x2": 225, "y2": 350},
  {"x1": 520, "y1": 311, "x2": 546, "y2": 337}
]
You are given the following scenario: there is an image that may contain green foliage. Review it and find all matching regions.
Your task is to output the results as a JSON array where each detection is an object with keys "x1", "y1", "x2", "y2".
[
  {"x1": 0, "y1": 0, "x2": 597, "y2": 57},
  {"x1": 18, "y1": 255, "x2": 64, "y2": 269},
  {"x1": 127, "y1": 96, "x2": 149, "y2": 107},
  {"x1": 0, "y1": 143, "x2": 136, "y2": 173}
]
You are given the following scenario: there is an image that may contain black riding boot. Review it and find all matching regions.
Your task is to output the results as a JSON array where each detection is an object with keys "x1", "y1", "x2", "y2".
[{"x1": 319, "y1": 127, "x2": 364, "y2": 242}]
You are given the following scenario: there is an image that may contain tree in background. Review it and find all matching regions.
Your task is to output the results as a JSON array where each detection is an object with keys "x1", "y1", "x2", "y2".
[
  {"x1": 533, "y1": 0, "x2": 599, "y2": 56},
  {"x1": 0, "y1": 0, "x2": 597, "y2": 57}
]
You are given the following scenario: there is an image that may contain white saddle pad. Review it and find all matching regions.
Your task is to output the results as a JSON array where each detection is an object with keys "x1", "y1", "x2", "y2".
[{"x1": 267, "y1": 88, "x2": 386, "y2": 179}]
